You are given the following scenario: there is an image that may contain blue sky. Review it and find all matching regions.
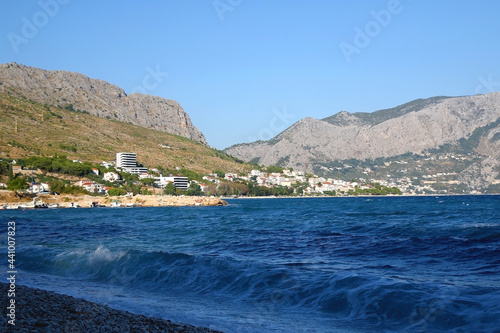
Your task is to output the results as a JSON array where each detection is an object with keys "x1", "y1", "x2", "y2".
[{"x1": 1, "y1": 1, "x2": 500, "y2": 149}]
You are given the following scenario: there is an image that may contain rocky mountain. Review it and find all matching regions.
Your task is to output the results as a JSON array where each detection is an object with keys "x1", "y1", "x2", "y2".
[
  {"x1": 225, "y1": 93, "x2": 500, "y2": 190},
  {"x1": 0, "y1": 63, "x2": 207, "y2": 144},
  {"x1": 0, "y1": 92, "x2": 250, "y2": 175}
]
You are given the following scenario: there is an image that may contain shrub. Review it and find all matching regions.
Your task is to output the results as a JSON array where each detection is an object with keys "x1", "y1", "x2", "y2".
[
  {"x1": 108, "y1": 188, "x2": 127, "y2": 196},
  {"x1": 7, "y1": 177, "x2": 28, "y2": 190}
]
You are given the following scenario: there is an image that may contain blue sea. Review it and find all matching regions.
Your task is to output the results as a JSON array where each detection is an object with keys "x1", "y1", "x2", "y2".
[{"x1": 1, "y1": 196, "x2": 500, "y2": 332}]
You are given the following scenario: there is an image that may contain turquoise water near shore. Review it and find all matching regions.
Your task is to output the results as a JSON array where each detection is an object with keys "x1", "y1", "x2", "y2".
[{"x1": 1, "y1": 196, "x2": 500, "y2": 332}]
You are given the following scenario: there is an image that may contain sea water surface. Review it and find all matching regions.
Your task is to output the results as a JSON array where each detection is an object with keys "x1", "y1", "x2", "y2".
[{"x1": 1, "y1": 196, "x2": 500, "y2": 332}]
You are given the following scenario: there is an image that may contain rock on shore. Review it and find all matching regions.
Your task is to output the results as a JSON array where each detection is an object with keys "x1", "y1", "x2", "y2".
[
  {"x1": 0, "y1": 283, "x2": 223, "y2": 332},
  {"x1": 0, "y1": 191, "x2": 227, "y2": 208},
  {"x1": 47, "y1": 194, "x2": 227, "y2": 208}
]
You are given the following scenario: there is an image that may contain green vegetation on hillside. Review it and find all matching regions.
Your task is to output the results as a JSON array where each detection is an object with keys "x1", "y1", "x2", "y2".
[
  {"x1": 0, "y1": 92, "x2": 251, "y2": 175},
  {"x1": 458, "y1": 117, "x2": 500, "y2": 151},
  {"x1": 17, "y1": 155, "x2": 94, "y2": 177},
  {"x1": 348, "y1": 183, "x2": 402, "y2": 196}
]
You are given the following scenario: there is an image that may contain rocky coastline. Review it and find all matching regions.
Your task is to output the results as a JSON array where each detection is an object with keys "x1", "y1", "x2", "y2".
[{"x1": 0, "y1": 190, "x2": 227, "y2": 209}]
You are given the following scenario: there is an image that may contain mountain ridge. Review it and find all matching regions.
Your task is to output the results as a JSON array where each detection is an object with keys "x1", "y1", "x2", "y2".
[
  {"x1": 0, "y1": 92, "x2": 249, "y2": 175},
  {"x1": 225, "y1": 92, "x2": 500, "y2": 190},
  {"x1": 0, "y1": 62, "x2": 207, "y2": 144},
  {"x1": 322, "y1": 96, "x2": 455, "y2": 127}
]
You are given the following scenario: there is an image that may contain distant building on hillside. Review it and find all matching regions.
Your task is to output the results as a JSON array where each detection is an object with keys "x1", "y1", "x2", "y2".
[
  {"x1": 100, "y1": 161, "x2": 114, "y2": 169},
  {"x1": 116, "y1": 152, "x2": 147, "y2": 175},
  {"x1": 103, "y1": 172, "x2": 121, "y2": 182},
  {"x1": 116, "y1": 152, "x2": 137, "y2": 168},
  {"x1": 28, "y1": 183, "x2": 49, "y2": 194},
  {"x1": 156, "y1": 176, "x2": 189, "y2": 190}
]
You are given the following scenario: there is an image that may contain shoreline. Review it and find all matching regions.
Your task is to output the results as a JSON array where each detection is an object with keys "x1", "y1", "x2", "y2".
[
  {"x1": 2, "y1": 190, "x2": 496, "y2": 208},
  {"x1": 223, "y1": 193, "x2": 499, "y2": 199},
  {"x1": 0, "y1": 190, "x2": 227, "y2": 208},
  {"x1": 0, "y1": 282, "x2": 223, "y2": 332}
]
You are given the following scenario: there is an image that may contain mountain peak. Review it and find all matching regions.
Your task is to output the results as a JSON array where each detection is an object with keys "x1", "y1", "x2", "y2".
[
  {"x1": 322, "y1": 96, "x2": 456, "y2": 127},
  {"x1": 225, "y1": 92, "x2": 500, "y2": 189},
  {"x1": 0, "y1": 63, "x2": 207, "y2": 144},
  {"x1": 322, "y1": 110, "x2": 365, "y2": 127}
]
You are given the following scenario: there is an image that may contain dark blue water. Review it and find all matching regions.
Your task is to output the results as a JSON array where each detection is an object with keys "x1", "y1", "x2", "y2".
[{"x1": 1, "y1": 196, "x2": 500, "y2": 332}]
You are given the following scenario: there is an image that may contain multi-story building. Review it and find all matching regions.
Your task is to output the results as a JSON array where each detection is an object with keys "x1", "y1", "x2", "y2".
[
  {"x1": 116, "y1": 152, "x2": 147, "y2": 175},
  {"x1": 116, "y1": 153, "x2": 137, "y2": 168},
  {"x1": 156, "y1": 176, "x2": 189, "y2": 190}
]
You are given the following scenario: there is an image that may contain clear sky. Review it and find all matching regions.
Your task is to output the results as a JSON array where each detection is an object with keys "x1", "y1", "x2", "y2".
[{"x1": 1, "y1": 1, "x2": 500, "y2": 149}]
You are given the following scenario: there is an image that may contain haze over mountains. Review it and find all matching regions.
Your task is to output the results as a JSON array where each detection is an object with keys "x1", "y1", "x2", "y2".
[{"x1": 0, "y1": 63, "x2": 206, "y2": 144}]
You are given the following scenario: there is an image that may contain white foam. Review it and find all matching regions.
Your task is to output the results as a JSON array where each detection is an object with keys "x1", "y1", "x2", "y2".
[{"x1": 88, "y1": 245, "x2": 126, "y2": 264}]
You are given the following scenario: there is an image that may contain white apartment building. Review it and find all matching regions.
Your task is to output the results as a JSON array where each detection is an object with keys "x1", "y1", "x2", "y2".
[
  {"x1": 116, "y1": 152, "x2": 148, "y2": 175},
  {"x1": 155, "y1": 176, "x2": 189, "y2": 190},
  {"x1": 116, "y1": 153, "x2": 137, "y2": 168}
]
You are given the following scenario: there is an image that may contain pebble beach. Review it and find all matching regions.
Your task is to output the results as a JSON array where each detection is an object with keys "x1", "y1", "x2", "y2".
[{"x1": 1, "y1": 283, "x2": 224, "y2": 332}]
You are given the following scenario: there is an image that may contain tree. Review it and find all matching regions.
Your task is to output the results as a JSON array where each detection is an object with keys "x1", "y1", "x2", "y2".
[
  {"x1": 7, "y1": 177, "x2": 28, "y2": 190},
  {"x1": 216, "y1": 182, "x2": 232, "y2": 196},
  {"x1": 8, "y1": 163, "x2": 14, "y2": 181},
  {"x1": 163, "y1": 182, "x2": 177, "y2": 195},
  {"x1": 108, "y1": 188, "x2": 127, "y2": 196},
  {"x1": 203, "y1": 183, "x2": 217, "y2": 196},
  {"x1": 178, "y1": 168, "x2": 204, "y2": 182},
  {"x1": 233, "y1": 182, "x2": 249, "y2": 196},
  {"x1": 0, "y1": 161, "x2": 10, "y2": 177},
  {"x1": 214, "y1": 169, "x2": 225, "y2": 178},
  {"x1": 186, "y1": 182, "x2": 203, "y2": 196},
  {"x1": 140, "y1": 178, "x2": 156, "y2": 186},
  {"x1": 267, "y1": 166, "x2": 284, "y2": 173},
  {"x1": 48, "y1": 179, "x2": 88, "y2": 194}
]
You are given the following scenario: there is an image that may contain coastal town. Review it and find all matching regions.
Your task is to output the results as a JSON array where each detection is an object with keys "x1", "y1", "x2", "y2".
[
  {"x1": 3, "y1": 149, "x2": 496, "y2": 208},
  {"x1": 0, "y1": 151, "x2": 401, "y2": 201}
]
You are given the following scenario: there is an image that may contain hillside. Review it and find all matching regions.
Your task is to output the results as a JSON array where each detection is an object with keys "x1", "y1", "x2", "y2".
[
  {"x1": 225, "y1": 93, "x2": 500, "y2": 191},
  {"x1": 0, "y1": 92, "x2": 250, "y2": 175},
  {"x1": 0, "y1": 63, "x2": 206, "y2": 144}
]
